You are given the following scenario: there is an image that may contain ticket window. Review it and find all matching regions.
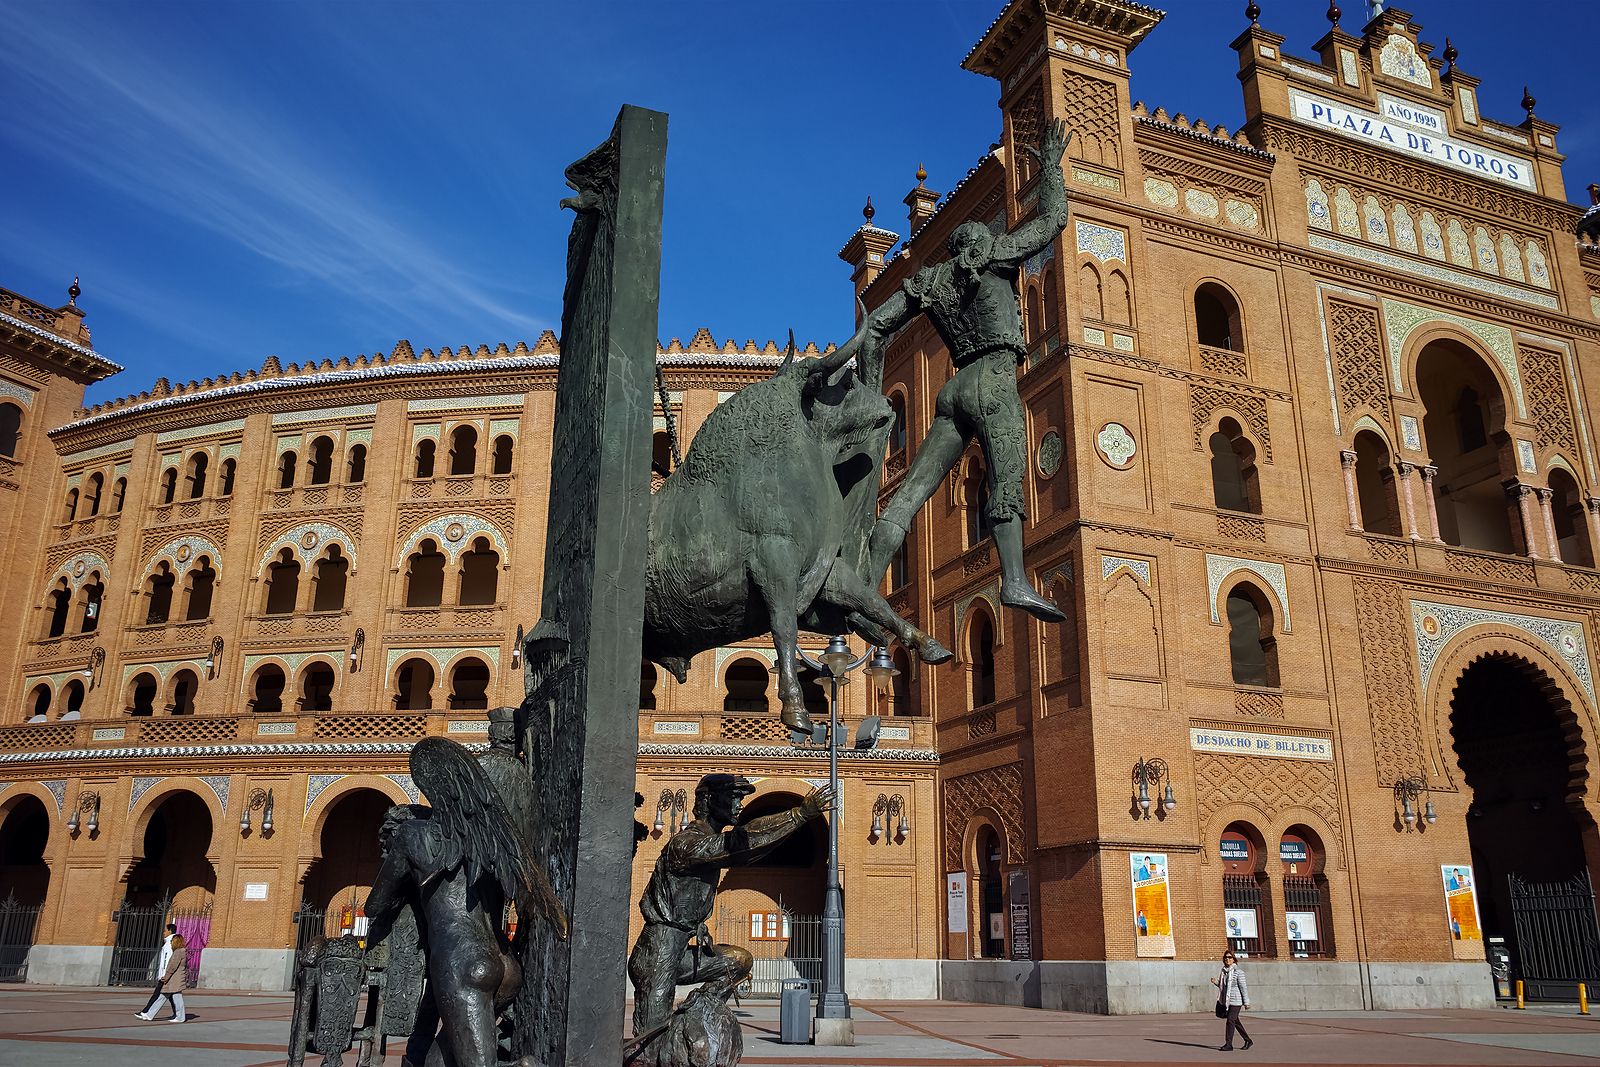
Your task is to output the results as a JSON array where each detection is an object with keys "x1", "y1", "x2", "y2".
[
  {"x1": 1220, "y1": 825, "x2": 1271, "y2": 958},
  {"x1": 1280, "y1": 828, "x2": 1332, "y2": 958}
]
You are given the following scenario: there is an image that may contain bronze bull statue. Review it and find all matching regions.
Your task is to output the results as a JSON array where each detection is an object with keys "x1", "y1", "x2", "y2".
[{"x1": 643, "y1": 338, "x2": 951, "y2": 736}]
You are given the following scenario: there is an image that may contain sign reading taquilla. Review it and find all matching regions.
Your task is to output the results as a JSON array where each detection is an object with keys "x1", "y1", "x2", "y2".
[
  {"x1": 1190, "y1": 727, "x2": 1334, "y2": 762},
  {"x1": 1287, "y1": 87, "x2": 1534, "y2": 191}
]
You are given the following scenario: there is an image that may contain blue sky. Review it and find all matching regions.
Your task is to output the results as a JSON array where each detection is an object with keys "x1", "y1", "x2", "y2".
[{"x1": 2, "y1": 1, "x2": 1594, "y2": 407}]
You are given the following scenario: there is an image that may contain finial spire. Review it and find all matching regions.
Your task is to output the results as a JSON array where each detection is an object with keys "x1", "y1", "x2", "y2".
[
  {"x1": 68, "y1": 276, "x2": 81, "y2": 307},
  {"x1": 915, "y1": 162, "x2": 927, "y2": 185},
  {"x1": 1245, "y1": 1, "x2": 1260, "y2": 26},
  {"x1": 1521, "y1": 86, "x2": 1536, "y2": 119},
  {"x1": 1442, "y1": 37, "x2": 1457, "y2": 74},
  {"x1": 863, "y1": 196, "x2": 875, "y2": 224},
  {"x1": 1327, "y1": 2, "x2": 1341, "y2": 29}
]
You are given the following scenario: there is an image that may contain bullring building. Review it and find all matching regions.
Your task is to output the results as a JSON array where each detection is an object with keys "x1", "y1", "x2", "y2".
[{"x1": 2, "y1": 0, "x2": 1599, "y2": 1010}]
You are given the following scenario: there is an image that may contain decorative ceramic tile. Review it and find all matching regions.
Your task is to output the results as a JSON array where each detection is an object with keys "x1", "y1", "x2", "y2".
[
  {"x1": 387, "y1": 773, "x2": 421, "y2": 804},
  {"x1": 1400, "y1": 415, "x2": 1421, "y2": 452},
  {"x1": 1075, "y1": 221, "x2": 1126, "y2": 264},
  {"x1": 397, "y1": 513, "x2": 508, "y2": 566},
  {"x1": 952, "y1": 583, "x2": 1003, "y2": 653},
  {"x1": 243, "y1": 651, "x2": 341, "y2": 675},
  {"x1": 411, "y1": 423, "x2": 441, "y2": 444},
  {"x1": 0, "y1": 381, "x2": 37, "y2": 408},
  {"x1": 489, "y1": 418, "x2": 521, "y2": 440},
  {"x1": 51, "y1": 551, "x2": 110, "y2": 590},
  {"x1": 1592, "y1": 296, "x2": 1600, "y2": 322},
  {"x1": 1314, "y1": 235, "x2": 1556, "y2": 314},
  {"x1": 653, "y1": 721, "x2": 701, "y2": 735},
  {"x1": 1281, "y1": 59, "x2": 1336, "y2": 85},
  {"x1": 258, "y1": 521, "x2": 358, "y2": 570},
  {"x1": 1225, "y1": 199, "x2": 1260, "y2": 231},
  {"x1": 305, "y1": 774, "x2": 345, "y2": 814},
  {"x1": 1083, "y1": 327, "x2": 1107, "y2": 347},
  {"x1": 383, "y1": 646, "x2": 502, "y2": 673},
  {"x1": 1144, "y1": 177, "x2": 1179, "y2": 209},
  {"x1": 344, "y1": 428, "x2": 373, "y2": 447},
  {"x1": 1100, "y1": 555, "x2": 1150, "y2": 586},
  {"x1": 1184, "y1": 189, "x2": 1219, "y2": 219},
  {"x1": 446, "y1": 720, "x2": 490, "y2": 734},
  {"x1": 59, "y1": 438, "x2": 134, "y2": 463},
  {"x1": 120, "y1": 657, "x2": 208, "y2": 686},
  {"x1": 1036, "y1": 431, "x2": 1063, "y2": 478},
  {"x1": 1072, "y1": 167, "x2": 1120, "y2": 192},
  {"x1": 144, "y1": 534, "x2": 224, "y2": 579},
  {"x1": 198, "y1": 774, "x2": 231, "y2": 814},
  {"x1": 1096, "y1": 423, "x2": 1137, "y2": 468},
  {"x1": 1340, "y1": 49, "x2": 1361, "y2": 87},
  {"x1": 1023, "y1": 244, "x2": 1056, "y2": 282},
  {"x1": 128, "y1": 776, "x2": 163, "y2": 812},
  {"x1": 407, "y1": 394, "x2": 525, "y2": 412},
  {"x1": 43, "y1": 780, "x2": 66, "y2": 814},
  {"x1": 1112, "y1": 333, "x2": 1136, "y2": 352},
  {"x1": 270, "y1": 404, "x2": 376, "y2": 427},
  {"x1": 714, "y1": 646, "x2": 777, "y2": 672},
  {"x1": 155, "y1": 419, "x2": 246, "y2": 445},
  {"x1": 256, "y1": 721, "x2": 297, "y2": 735},
  {"x1": 1205, "y1": 554, "x2": 1291, "y2": 631},
  {"x1": 1379, "y1": 34, "x2": 1431, "y2": 88},
  {"x1": 92, "y1": 727, "x2": 125, "y2": 741},
  {"x1": 274, "y1": 434, "x2": 302, "y2": 455},
  {"x1": 1517, "y1": 440, "x2": 1537, "y2": 473},
  {"x1": 218, "y1": 442, "x2": 241, "y2": 462},
  {"x1": 1378, "y1": 297, "x2": 1524, "y2": 413},
  {"x1": 1411, "y1": 599, "x2": 1593, "y2": 707},
  {"x1": 1457, "y1": 87, "x2": 1478, "y2": 124},
  {"x1": 1304, "y1": 180, "x2": 1331, "y2": 231}
]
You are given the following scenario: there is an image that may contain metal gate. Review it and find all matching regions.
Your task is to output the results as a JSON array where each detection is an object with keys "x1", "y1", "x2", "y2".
[
  {"x1": 108, "y1": 897, "x2": 212, "y2": 987},
  {"x1": 1510, "y1": 871, "x2": 1600, "y2": 1001},
  {"x1": 716, "y1": 909, "x2": 820, "y2": 999},
  {"x1": 0, "y1": 894, "x2": 43, "y2": 982}
]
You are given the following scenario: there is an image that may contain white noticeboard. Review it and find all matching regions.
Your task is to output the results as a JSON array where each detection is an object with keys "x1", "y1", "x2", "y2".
[
  {"x1": 946, "y1": 872, "x2": 968, "y2": 934},
  {"x1": 1224, "y1": 908, "x2": 1258, "y2": 939},
  {"x1": 1286, "y1": 911, "x2": 1319, "y2": 943},
  {"x1": 243, "y1": 882, "x2": 269, "y2": 901}
]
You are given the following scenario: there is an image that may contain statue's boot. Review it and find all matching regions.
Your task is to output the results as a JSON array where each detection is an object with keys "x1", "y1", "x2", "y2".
[
  {"x1": 994, "y1": 518, "x2": 1066, "y2": 623},
  {"x1": 844, "y1": 517, "x2": 911, "y2": 644}
]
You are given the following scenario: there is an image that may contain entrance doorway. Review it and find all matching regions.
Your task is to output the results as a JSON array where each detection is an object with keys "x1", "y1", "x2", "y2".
[
  {"x1": 301, "y1": 789, "x2": 394, "y2": 939},
  {"x1": 1449, "y1": 654, "x2": 1600, "y2": 997}
]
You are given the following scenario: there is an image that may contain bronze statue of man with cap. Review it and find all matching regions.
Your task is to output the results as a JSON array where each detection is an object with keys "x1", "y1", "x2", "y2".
[{"x1": 627, "y1": 773, "x2": 832, "y2": 1038}]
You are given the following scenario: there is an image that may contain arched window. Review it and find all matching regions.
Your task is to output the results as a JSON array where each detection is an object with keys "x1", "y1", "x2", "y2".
[
  {"x1": 889, "y1": 646, "x2": 915, "y2": 716},
  {"x1": 458, "y1": 537, "x2": 499, "y2": 606},
  {"x1": 312, "y1": 545, "x2": 349, "y2": 612},
  {"x1": 217, "y1": 459, "x2": 235, "y2": 497},
  {"x1": 640, "y1": 661, "x2": 658, "y2": 711},
  {"x1": 1079, "y1": 263, "x2": 1104, "y2": 322},
  {"x1": 306, "y1": 436, "x2": 334, "y2": 485},
  {"x1": 888, "y1": 394, "x2": 907, "y2": 454},
  {"x1": 1209, "y1": 418, "x2": 1260, "y2": 514},
  {"x1": 61, "y1": 678, "x2": 85, "y2": 720},
  {"x1": 300, "y1": 662, "x2": 335, "y2": 712},
  {"x1": 264, "y1": 548, "x2": 301, "y2": 615},
  {"x1": 394, "y1": 658, "x2": 435, "y2": 710},
  {"x1": 61, "y1": 487, "x2": 78, "y2": 524},
  {"x1": 1225, "y1": 585, "x2": 1279, "y2": 687},
  {"x1": 1418, "y1": 340, "x2": 1517, "y2": 553},
  {"x1": 963, "y1": 456, "x2": 991, "y2": 547},
  {"x1": 1194, "y1": 282, "x2": 1243, "y2": 351},
  {"x1": 127, "y1": 672, "x2": 158, "y2": 717},
  {"x1": 888, "y1": 541, "x2": 909, "y2": 591},
  {"x1": 0, "y1": 402, "x2": 21, "y2": 458},
  {"x1": 449, "y1": 657, "x2": 491, "y2": 710},
  {"x1": 492, "y1": 435, "x2": 514, "y2": 475},
  {"x1": 1280, "y1": 825, "x2": 1332, "y2": 958},
  {"x1": 77, "y1": 573, "x2": 103, "y2": 633},
  {"x1": 651, "y1": 431, "x2": 671, "y2": 479},
  {"x1": 185, "y1": 452, "x2": 208, "y2": 499},
  {"x1": 1353, "y1": 431, "x2": 1400, "y2": 536},
  {"x1": 1221, "y1": 822, "x2": 1274, "y2": 959},
  {"x1": 346, "y1": 444, "x2": 367, "y2": 484},
  {"x1": 1550, "y1": 468, "x2": 1593, "y2": 567},
  {"x1": 144, "y1": 562, "x2": 176, "y2": 625},
  {"x1": 44, "y1": 579, "x2": 71, "y2": 638},
  {"x1": 159, "y1": 467, "x2": 178, "y2": 504},
  {"x1": 723, "y1": 657, "x2": 770, "y2": 713},
  {"x1": 111, "y1": 477, "x2": 127, "y2": 512},
  {"x1": 84, "y1": 473, "x2": 103, "y2": 516},
  {"x1": 969, "y1": 611, "x2": 997, "y2": 707},
  {"x1": 414, "y1": 439, "x2": 436, "y2": 479},
  {"x1": 27, "y1": 684, "x2": 50, "y2": 723},
  {"x1": 1048, "y1": 577, "x2": 1079, "y2": 682},
  {"x1": 249, "y1": 664, "x2": 285, "y2": 714},
  {"x1": 449, "y1": 425, "x2": 478, "y2": 476},
  {"x1": 404, "y1": 539, "x2": 446, "y2": 607},
  {"x1": 277, "y1": 451, "x2": 297, "y2": 490},
  {"x1": 1025, "y1": 283, "x2": 1043, "y2": 342},
  {"x1": 1105, "y1": 270, "x2": 1132, "y2": 327},
  {"x1": 167, "y1": 669, "x2": 198, "y2": 715},
  {"x1": 1042, "y1": 268, "x2": 1058, "y2": 331},
  {"x1": 183, "y1": 557, "x2": 216, "y2": 621}
]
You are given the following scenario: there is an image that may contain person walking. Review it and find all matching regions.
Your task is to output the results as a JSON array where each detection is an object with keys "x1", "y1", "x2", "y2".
[
  {"x1": 154, "y1": 933, "x2": 190, "y2": 1023},
  {"x1": 1210, "y1": 950, "x2": 1253, "y2": 1051},
  {"x1": 134, "y1": 923, "x2": 176, "y2": 1021}
]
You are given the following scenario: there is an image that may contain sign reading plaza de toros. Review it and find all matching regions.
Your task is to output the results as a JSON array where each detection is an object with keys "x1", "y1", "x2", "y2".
[{"x1": 1189, "y1": 727, "x2": 1334, "y2": 762}]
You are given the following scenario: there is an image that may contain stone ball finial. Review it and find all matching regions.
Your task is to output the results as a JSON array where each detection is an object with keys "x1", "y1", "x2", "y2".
[
  {"x1": 863, "y1": 196, "x2": 875, "y2": 224},
  {"x1": 1522, "y1": 86, "x2": 1536, "y2": 118},
  {"x1": 916, "y1": 162, "x2": 928, "y2": 184},
  {"x1": 1442, "y1": 37, "x2": 1458, "y2": 72},
  {"x1": 68, "y1": 276, "x2": 81, "y2": 307},
  {"x1": 1246, "y1": 1, "x2": 1260, "y2": 25},
  {"x1": 1327, "y1": 2, "x2": 1341, "y2": 27}
]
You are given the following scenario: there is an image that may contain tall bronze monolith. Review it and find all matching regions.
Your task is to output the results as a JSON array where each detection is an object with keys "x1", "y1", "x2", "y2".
[{"x1": 516, "y1": 103, "x2": 667, "y2": 1067}]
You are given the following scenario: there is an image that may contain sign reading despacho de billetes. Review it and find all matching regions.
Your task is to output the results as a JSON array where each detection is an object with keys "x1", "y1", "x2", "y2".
[
  {"x1": 1287, "y1": 87, "x2": 1534, "y2": 191},
  {"x1": 1190, "y1": 727, "x2": 1333, "y2": 762}
]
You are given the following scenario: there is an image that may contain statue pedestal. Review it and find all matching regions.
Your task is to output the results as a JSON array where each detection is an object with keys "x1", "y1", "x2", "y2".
[{"x1": 813, "y1": 1018, "x2": 856, "y2": 1046}]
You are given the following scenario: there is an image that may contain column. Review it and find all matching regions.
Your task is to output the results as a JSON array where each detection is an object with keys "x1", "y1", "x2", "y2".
[
  {"x1": 1417, "y1": 466, "x2": 1444, "y2": 543},
  {"x1": 1507, "y1": 481, "x2": 1543, "y2": 559},
  {"x1": 1339, "y1": 450, "x2": 1361, "y2": 530},
  {"x1": 1396, "y1": 461, "x2": 1421, "y2": 540},
  {"x1": 1586, "y1": 498, "x2": 1600, "y2": 561},
  {"x1": 1537, "y1": 488, "x2": 1561, "y2": 564}
]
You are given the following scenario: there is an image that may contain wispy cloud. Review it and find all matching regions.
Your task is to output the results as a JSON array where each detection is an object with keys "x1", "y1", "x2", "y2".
[{"x1": 2, "y1": 9, "x2": 547, "y2": 338}]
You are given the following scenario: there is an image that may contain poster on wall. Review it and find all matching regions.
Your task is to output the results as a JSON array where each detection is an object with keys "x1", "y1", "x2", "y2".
[
  {"x1": 1225, "y1": 908, "x2": 1258, "y2": 942},
  {"x1": 1442, "y1": 864, "x2": 1486, "y2": 961},
  {"x1": 946, "y1": 872, "x2": 968, "y2": 935},
  {"x1": 1008, "y1": 869, "x2": 1034, "y2": 961},
  {"x1": 1130, "y1": 852, "x2": 1175, "y2": 958},
  {"x1": 1285, "y1": 911, "x2": 1319, "y2": 956}
]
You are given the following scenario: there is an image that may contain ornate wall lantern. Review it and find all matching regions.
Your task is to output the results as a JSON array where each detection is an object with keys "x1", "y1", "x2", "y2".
[
  {"x1": 206, "y1": 636, "x2": 224, "y2": 680},
  {"x1": 653, "y1": 787, "x2": 688, "y2": 835},
  {"x1": 67, "y1": 791, "x2": 100, "y2": 836},
  {"x1": 348, "y1": 628, "x2": 365, "y2": 673},
  {"x1": 870, "y1": 793, "x2": 909, "y2": 843},
  {"x1": 1131, "y1": 757, "x2": 1176, "y2": 819},
  {"x1": 241, "y1": 787, "x2": 275, "y2": 835},
  {"x1": 1393, "y1": 775, "x2": 1436, "y2": 831}
]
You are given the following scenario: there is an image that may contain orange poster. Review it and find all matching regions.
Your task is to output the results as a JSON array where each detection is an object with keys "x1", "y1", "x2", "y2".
[
  {"x1": 1441, "y1": 865, "x2": 1482, "y2": 942},
  {"x1": 1131, "y1": 853, "x2": 1173, "y2": 940}
]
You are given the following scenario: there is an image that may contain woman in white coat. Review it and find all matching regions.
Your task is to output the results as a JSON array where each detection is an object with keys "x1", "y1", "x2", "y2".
[{"x1": 1210, "y1": 949, "x2": 1253, "y2": 1051}]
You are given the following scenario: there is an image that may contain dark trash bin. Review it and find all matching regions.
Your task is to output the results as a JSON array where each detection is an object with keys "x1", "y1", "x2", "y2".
[{"x1": 779, "y1": 979, "x2": 812, "y2": 1044}]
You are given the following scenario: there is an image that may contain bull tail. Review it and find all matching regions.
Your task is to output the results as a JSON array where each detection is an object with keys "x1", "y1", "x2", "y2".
[{"x1": 779, "y1": 328, "x2": 796, "y2": 372}]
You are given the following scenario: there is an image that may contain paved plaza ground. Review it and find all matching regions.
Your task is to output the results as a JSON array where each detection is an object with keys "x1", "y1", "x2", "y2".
[{"x1": 0, "y1": 987, "x2": 1598, "y2": 1066}]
